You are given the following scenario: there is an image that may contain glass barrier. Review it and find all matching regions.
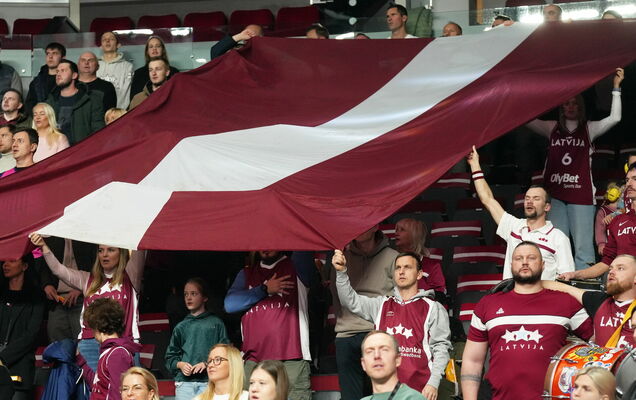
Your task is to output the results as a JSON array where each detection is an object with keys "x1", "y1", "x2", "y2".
[
  {"x1": 32, "y1": 27, "x2": 195, "y2": 75},
  {"x1": 0, "y1": 35, "x2": 34, "y2": 77}
]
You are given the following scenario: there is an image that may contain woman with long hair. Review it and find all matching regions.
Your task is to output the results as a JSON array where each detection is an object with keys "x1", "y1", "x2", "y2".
[
  {"x1": 129, "y1": 36, "x2": 179, "y2": 101},
  {"x1": 527, "y1": 68, "x2": 624, "y2": 274},
  {"x1": 248, "y1": 360, "x2": 289, "y2": 400},
  {"x1": 393, "y1": 218, "x2": 446, "y2": 299},
  {"x1": 194, "y1": 344, "x2": 247, "y2": 400},
  {"x1": 31, "y1": 102, "x2": 69, "y2": 162},
  {"x1": 120, "y1": 367, "x2": 160, "y2": 400},
  {"x1": 570, "y1": 366, "x2": 616, "y2": 400},
  {"x1": 30, "y1": 233, "x2": 145, "y2": 372}
]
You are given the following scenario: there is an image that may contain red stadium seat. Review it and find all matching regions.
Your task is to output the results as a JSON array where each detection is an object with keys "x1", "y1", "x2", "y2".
[
  {"x1": 531, "y1": 170, "x2": 544, "y2": 185},
  {"x1": 34, "y1": 346, "x2": 50, "y2": 369},
  {"x1": 139, "y1": 312, "x2": 170, "y2": 332},
  {"x1": 138, "y1": 14, "x2": 181, "y2": 29},
  {"x1": 89, "y1": 17, "x2": 134, "y2": 34},
  {"x1": 430, "y1": 220, "x2": 482, "y2": 239},
  {"x1": 452, "y1": 245, "x2": 506, "y2": 265},
  {"x1": 0, "y1": 19, "x2": 9, "y2": 35},
  {"x1": 457, "y1": 273, "x2": 503, "y2": 294},
  {"x1": 274, "y1": 6, "x2": 319, "y2": 37},
  {"x1": 459, "y1": 302, "x2": 477, "y2": 322},
  {"x1": 139, "y1": 343, "x2": 156, "y2": 369},
  {"x1": 428, "y1": 247, "x2": 444, "y2": 262},
  {"x1": 13, "y1": 18, "x2": 52, "y2": 35},
  {"x1": 311, "y1": 374, "x2": 341, "y2": 391},
  {"x1": 229, "y1": 9, "x2": 274, "y2": 34},
  {"x1": 184, "y1": 12, "x2": 227, "y2": 29},
  {"x1": 379, "y1": 223, "x2": 396, "y2": 239}
]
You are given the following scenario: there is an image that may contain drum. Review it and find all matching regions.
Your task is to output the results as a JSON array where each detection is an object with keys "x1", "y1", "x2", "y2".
[
  {"x1": 616, "y1": 348, "x2": 636, "y2": 399},
  {"x1": 543, "y1": 342, "x2": 626, "y2": 399}
]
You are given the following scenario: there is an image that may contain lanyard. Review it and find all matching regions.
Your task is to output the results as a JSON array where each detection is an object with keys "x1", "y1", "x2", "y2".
[{"x1": 373, "y1": 382, "x2": 401, "y2": 400}]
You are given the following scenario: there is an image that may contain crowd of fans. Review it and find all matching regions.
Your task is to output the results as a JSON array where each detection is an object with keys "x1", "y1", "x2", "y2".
[{"x1": 1, "y1": 2, "x2": 636, "y2": 400}]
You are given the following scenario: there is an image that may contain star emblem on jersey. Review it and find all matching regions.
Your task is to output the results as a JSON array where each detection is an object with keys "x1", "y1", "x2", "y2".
[
  {"x1": 385, "y1": 324, "x2": 413, "y2": 339},
  {"x1": 501, "y1": 326, "x2": 543, "y2": 343}
]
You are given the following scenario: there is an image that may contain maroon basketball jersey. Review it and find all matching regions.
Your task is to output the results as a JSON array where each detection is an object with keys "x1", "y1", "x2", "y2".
[
  {"x1": 593, "y1": 298, "x2": 635, "y2": 348},
  {"x1": 377, "y1": 296, "x2": 435, "y2": 391},
  {"x1": 241, "y1": 256, "x2": 307, "y2": 362},
  {"x1": 601, "y1": 210, "x2": 636, "y2": 266},
  {"x1": 468, "y1": 289, "x2": 593, "y2": 400},
  {"x1": 544, "y1": 123, "x2": 595, "y2": 205}
]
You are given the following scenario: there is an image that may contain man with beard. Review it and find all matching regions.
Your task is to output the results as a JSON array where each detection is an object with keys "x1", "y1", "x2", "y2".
[
  {"x1": 128, "y1": 58, "x2": 170, "y2": 110},
  {"x1": 45, "y1": 59, "x2": 104, "y2": 145},
  {"x1": 224, "y1": 251, "x2": 313, "y2": 400},
  {"x1": 467, "y1": 146, "x2": 574, "y2": 280},
  {"x1": 544, "y1": 255, "x2": 636, "y2": 348},
  {"x1": 461, "y1": 241, "x2": 593, "y2": 400}
]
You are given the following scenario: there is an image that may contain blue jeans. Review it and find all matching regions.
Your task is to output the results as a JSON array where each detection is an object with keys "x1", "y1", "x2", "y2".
[
  {"x1": 175, "y1": 381, "x2": 208, "y2": 400},
  {"x1": 548, "y1": 198, "x2": 596, "y2": 270}
]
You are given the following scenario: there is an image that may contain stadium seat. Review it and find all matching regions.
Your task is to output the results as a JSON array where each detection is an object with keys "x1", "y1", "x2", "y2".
[
  {"x1": 89, "y1": 17, "x2": 134, "y2": 34},
  {"x1": 379, "y1": 223, "x2": 396, "y2": 240},
  {"x1": 0, "y1": 19, "x2": 9, "y2": 35},
  {"x1": 453, "y1": 197, "x2": 502, "y2": 245},
  {"x1": 140, "y1": 343, "x2": 156, "y2": 369},
  {"x1": 184, "y1": 12, "x2": 227, "y2": 41},
  {"x1": 513, "y1": 194, "x2": 524, "y2": 218},
  {"x1": 430, "y1": 220, "x2": 483, "y2": 270},
  {"x1": 312, "y1": 374, "x2": 341, "y2": 400},
  {"x1": 34, "y1": 346, "x2": 50, "y2": 369},
  {"x1": 456, "y1": 273, "x2": 503, "y2": 294},
  {"x1": 531, "y1": 170, "x2": 544, "y2": 186},
  {"x1": 452, "y1": 245, "x2": 506, "y2": 265},
  {"x1": 138, "y1": 14, "x2": 181, "y2": 29},
  {"x1": 13, "y1": 18, "x2": 52, "y2": 35},
  {"x1": 388, "y1": 199, "x2": 446, "y2": 229},
  {"x1": 488, "y1": 184, "x2": 521, "y2": 212},
  {"x1": 428, "y1": 247, "x2": 444, "y2": 262},
  {"x1": 139, "y1": 313, "x2": 171, "y2": 378},
  {"x1": 229, "y1": 9, "x2": 275, "y2": 34},
  {"x1": 619, "y1": 143, "x2": 636, "y2": 159},
  {"x1": 274, "y1": 6, "x2": 320, "y2": 37},
  {"x1": 593, "y1": 144, "x2": 616, "y2": 171},
  {"x1": 420, "y1": 173, "x2": 471, "y2": 218}
]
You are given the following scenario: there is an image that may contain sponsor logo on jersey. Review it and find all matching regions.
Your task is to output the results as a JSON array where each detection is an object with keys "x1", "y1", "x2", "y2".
[
  {"x1": 617, "y1": 226, "x2": 636, "y2": 236},
  {"x1": 385, "y1": 324, "x2": 423, "y2": 359},
  {"x1": 550, "y1": 173, "x2": 580, "y2": 185},
  {"x1": 496, "y1": 308, "x2": 505, "y2": 314}
]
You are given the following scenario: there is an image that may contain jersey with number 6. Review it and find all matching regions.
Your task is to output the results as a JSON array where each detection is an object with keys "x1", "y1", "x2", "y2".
[{"x1": 543, "y1": 123, "x2": 594, "y2": 205}]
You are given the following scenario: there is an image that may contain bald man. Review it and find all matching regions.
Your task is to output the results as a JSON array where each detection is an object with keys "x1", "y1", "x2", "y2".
[{"x1": 78, "y1": 51, "x2": 116, "y2": 112}]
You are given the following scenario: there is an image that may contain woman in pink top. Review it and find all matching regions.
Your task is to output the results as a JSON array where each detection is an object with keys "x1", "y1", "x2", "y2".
[
  {"x1": 32, "y1": 103, "x2": 70, "y2": 162},
  {"x1": 30, "y1": 233, "x2": 145, "y2": 372}
]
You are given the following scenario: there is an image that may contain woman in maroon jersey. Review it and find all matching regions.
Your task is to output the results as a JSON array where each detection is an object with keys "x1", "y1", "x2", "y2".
[
  {"x1": 526, "y1": 68, "x2": 624, "y2": 272},
  {"x1": 393, "y1": 218, "x2": 446, "y2": 300}
]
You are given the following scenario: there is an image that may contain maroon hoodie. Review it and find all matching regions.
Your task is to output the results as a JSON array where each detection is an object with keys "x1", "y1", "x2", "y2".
[{"x1": 78, "y1": 337, "x2": 142, "y2": 400}]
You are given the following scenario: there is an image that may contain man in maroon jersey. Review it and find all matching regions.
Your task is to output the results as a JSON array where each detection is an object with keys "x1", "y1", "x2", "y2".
[
  {"x1": 544, "y1": 254, "x2": 636, "y2": 348},
  {"x1": 333, "y1": 250, "x2": 451, "y2": 400},
  {"x1": 461, "y1": 241, "x2": 593, "y2": 400},
  {"x1": 561, "y1": 164, "x2": 636, "y2": 280}
]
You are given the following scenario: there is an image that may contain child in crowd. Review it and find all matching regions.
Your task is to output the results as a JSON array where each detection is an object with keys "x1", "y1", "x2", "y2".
[
  {"x1": 595, "y1": 182, "x2": 623, "y2": 255},
  {"x1": 165, "y1": 278, "x2": 229, "y2": 400},
  {"x1": 78, "y1": 298, "x2": 141, "y2": 400}
]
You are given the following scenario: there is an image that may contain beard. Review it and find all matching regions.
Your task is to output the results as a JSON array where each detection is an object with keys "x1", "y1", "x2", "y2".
[
  {"x1": 512, "y1": 268, "x2": 542, "y2": 284},
  {"x1": 57, "y1": 79, "x2": 72, "y2": 89},
  {"x1": 524, "y1": 209, "x2": 538, "y2": 219},
  {"x1": 606, "y1": 279, "x2": 631, "y2": 296}
]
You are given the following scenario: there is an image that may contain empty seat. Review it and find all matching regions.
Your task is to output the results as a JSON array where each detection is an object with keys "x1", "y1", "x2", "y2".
[
  {"x1": 274, "y1": 5, "x2": 320, "y2": 37},
  {"x1": 379, "y1": 223, "x2": 396, "y2": 240},
  {"x1": 619, "y1": 143, "x2": 636, "y2": 158},
  {"x1": 453, "y1": 198, "x2": 502, "y2": 245},
  {"x1": 457, "y1": 273, "x2": 503, "y2": 294},
  {"x1": 184, "y1": 11, "x2": 227, "y2": 28},
  {"x1": 0, "y1": 19, "x2": 8, "y2": 35},
  {"x1": 428, "y1": 247, "x2": 444, "y2": 262},
  {"x1": 139, "y1": 343, "x2": 156, "y2": 369},
  {"x1": 531, "y1": 170, "x2": 544, "y2": 186},
  {"x1": 430, "y1": 220, "x2": 483, "y2": 271},
  {"x1": 34, "y1": 346, "x2": 50, "y2": 369},
  {"x1": 229, "y1": 9, "x2": 275, "y2": 34},
  {"x1": 452, "y1": 245, "x2": 506, "y2": 265},
  {"x1": 420, "y1": 173, "x2": 471, "y2": 218},
  {"x1": 13, "y1": 18, "x2": 52, "y2": 35},
  {"x1": 89, "y1": 17, "x2": 134, "y2": 34},
  {"x1": 513, "y1": 194, "x2": 525, "y2": 218},
  {"x1": 139, "y1": 313, "x2": 171, "y2": 378},
  {"x1": 388, "y1": 199, "x2": 446, "y2": 229},
  {"x1": 138, "y1": 14, "x2": 181, "y2": 29},
  {"x1": 489, "y1": 184, "x2": 521, "y2": 212},
  {"x1": 593, "y1": 144, "x2": 616, "y2": 171}
]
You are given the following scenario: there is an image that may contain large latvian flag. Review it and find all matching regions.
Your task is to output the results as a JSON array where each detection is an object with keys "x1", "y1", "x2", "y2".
[{"x1": 1, "y1": 21, "x2": 635, "y2": 258}]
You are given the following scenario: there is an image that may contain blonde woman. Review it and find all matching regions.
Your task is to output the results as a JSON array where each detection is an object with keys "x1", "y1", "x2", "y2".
[
  {"x1": 30, "y1": 233, "x2": 145, "y2": 372},
  {"x1": 121, "y1": 367, "x2": 160, "y2": 400},
  {"x1": 195, "y1": 344, "x2": 247, "y2": 400},
  {"x1": 571, "y1": 366, "x2": 616, "y2": 400},
  {"x1": 105, "y1": 107, "x2": 127, "y2": 125},
  {"x1": 32, "y1": 102, "x2": 69, "y2": 162}
]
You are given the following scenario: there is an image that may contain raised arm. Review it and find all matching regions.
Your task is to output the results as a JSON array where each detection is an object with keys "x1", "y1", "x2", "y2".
[
  {"x1": 460, "y1": 340, "x2": 488, "y2": 400},
  {"x1": 588, "y1": 68, "x2": 624, "y2": 141},
  {"x1": 541, "y1": 280, "x2": 584, "y2": 304},
  {"x1": 466, "y1": 146, "x2": 505, "y2": 224},
  {"x1": 125, "y1": 250, "x2": 146, "y2": 293},
  {"x1": 332, "y1": 250, "x2": 384, "y2": 322},
  {"x1": 30, "y1": 233, "x2": 90, "y2": 293}
]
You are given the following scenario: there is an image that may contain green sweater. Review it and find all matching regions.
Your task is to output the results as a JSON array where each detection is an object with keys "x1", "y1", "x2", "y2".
[
  {"x1": 361, "y1": 384, "x2": 426, "y2": 400},
  {"x1": 165, "y1": 311, "x2": 229, "y2": 382}
]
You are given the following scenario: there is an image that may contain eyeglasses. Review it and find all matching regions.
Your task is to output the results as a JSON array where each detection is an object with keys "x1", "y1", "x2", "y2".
[
  {"x1": 120, "y1": 384, "x2": 146, "y2": 393},
  {"x1": 205, "y1": 356, "x2": 228, "y2": 366}
]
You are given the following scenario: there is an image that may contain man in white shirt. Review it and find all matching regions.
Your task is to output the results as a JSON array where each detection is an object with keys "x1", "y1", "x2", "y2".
[
  {"x1": 386, "y1": 4, "x2": 417, "y2": 39},
  {"x1": 466, "y1": 146, "x2": 574, "y2": 279}
]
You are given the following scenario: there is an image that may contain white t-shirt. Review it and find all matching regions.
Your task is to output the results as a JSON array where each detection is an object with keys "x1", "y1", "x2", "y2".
[{"x1": 497, "y1": 212, "x2": 575, "y2": 280}]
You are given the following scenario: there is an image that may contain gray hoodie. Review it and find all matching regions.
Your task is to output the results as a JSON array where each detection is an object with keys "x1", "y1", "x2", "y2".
[
  {"x1": 97, "y1": 52, "x2": 133, "y2": 109},
  {"x1": 336, "y1": 269, "x2": 451, "y2": 389}
]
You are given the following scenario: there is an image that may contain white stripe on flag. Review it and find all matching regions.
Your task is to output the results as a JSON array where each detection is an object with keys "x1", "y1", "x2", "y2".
[{"x1": 36, "y1": 25, "x2": 537, "y2": 249}]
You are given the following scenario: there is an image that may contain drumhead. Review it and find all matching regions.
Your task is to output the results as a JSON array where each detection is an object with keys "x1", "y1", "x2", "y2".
[{"x1": 616, "y1": 348, "x2": 636, "y2": 399}]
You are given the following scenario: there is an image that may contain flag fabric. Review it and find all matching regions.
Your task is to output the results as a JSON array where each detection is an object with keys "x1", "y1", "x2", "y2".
[{"x1": 1, "y1": 21, "x2": 635, "y2": 258}]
